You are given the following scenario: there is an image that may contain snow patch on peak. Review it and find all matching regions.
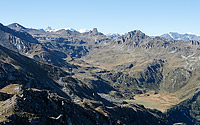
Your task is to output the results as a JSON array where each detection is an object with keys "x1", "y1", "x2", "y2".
[
  {"x1": 15, "y1": 23, "x2": 21, "y2": 28},
  {"x1": 168, "y1": 33, "x2": 174, "y2": 39},
  {"x1": 186, "y1": 32, "x2": 200, "y2": 36},
  {"x1": 64, "y1": 27, "x2": 76, "y2": 32},
  {"x1": 45, "y1": 26, "x2": 55, "y2": 32},
  {"x1": 161, "y1": 32, "x2": 200, "y2": 41},
  {"x1": 43, "y1": 27, "x2": 65, "y2": 32},
  {"x1": 78, "y1": 28, "x2": 90, "y2": 33},
  {"x1": 107, "y1": 33, "x2": 124, "y2": 38},
  {"x1": 43, "y1": 26, "x2": 90, "y2": 33}
]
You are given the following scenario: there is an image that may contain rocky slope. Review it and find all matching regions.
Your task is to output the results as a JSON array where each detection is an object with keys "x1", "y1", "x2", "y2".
[
  {"x1": 0, "y1": 23, "x2": 39, "y2": 53},
  {"x1": 0, "y1": 84, "x2": 166, "y2": 124},
  {"x1": 0, "y1": 43, "x2": 166, "y2": 124},
  {"x1": 166, "y1": 91, "x2": 200, "y2": 124},
  {"x1": 1, "y1": 22, "x2": 200, "y2": 124}
]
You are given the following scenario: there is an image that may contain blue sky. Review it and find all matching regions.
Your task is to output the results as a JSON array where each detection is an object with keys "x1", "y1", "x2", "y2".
[{"x1": 1, "y1": 0, "x2": 200, "y2": 36}]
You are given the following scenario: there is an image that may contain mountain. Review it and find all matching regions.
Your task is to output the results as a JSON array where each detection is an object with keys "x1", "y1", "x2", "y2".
[
  {"x1": 0, "y1": 23, "x2": 39, "y2": 53},
  {"x1": 64, "y1": 27, "x2": 76, "y2": 32},
  {"x1": 44, "y1": 26, "x2": 54, "y2": 32},
  {"x1": 84, "y1": 29, "x2": 200, "y2": 123},
  {"x1": 0, "y1": 24, "x2": 166, "y2": 124},
  {"x1": 2, "y1": 23, "x2": 74, "y2": 68},
  {"x1": 7, "y1": 23, "x2": 26, "y2": 31},
  {"x1": 107, "y1": 33, "x2": 122, "y2": 38},
  {"x1": 1, "y1": 22, "x2": 200, "y2": 124},
  {"x1": 42, "y1": 26, "x2": 77, "y2": 32},
  {"x1": 40, "y1": 26, "x2": 94, "y2": 34},
  {"x1": 161, "y1": 32, "x2": 200, "y2": 41}
]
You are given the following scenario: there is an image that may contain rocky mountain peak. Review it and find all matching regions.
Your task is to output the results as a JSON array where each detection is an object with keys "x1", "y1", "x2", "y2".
[
  {"x1": 126, "y1": 30, "x2": 147, "y2": 39},
  {"x1": 87, "y1": 28, "x2": 99, "y2": 35},
  {"x1": 92, "y1": 28, "x2": 98, "y2": 33},
  {"x1": 107, "y1": 33, "x2": 122, "y2": 38},
  {"x1": 115, "y1": 30, "x2": 146, "y2": 41},
  {"x1": 83, "y1": 28, "x2": 104, "y2": 36},
  {"x1": 64, "y1": 27, "x2": 76, "y2": 32},
  {"x1": 45, "y1": 26, "x2": 53, "y2": 32},
  {"x1": 7, "y1": 23, "x2": 26, "y2": 31},
  {"x1": 114, "y1": 30, "x2": 151, "y2": 45},
  {"x1": 9, "y1": 23, "x2": 25, "y2": 28}
]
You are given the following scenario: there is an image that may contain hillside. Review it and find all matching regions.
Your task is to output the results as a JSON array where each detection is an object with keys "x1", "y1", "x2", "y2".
[{"x1": 0, "y1": 22, "x2": 200, "y2": 124}]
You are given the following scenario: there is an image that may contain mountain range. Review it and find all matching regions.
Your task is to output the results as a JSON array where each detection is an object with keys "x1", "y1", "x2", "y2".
[
  {"x1": 0, "y1": 22, "x2": 200, "y2": 124},
  {"x1": 29, "y1": 23, "x2": 200, "y2": 41},
  {"x1": 40, "y1": 26, "x2": 91, "y2": 34},
  {"x1": 161, "y1": 32, "x2": 200, "y2": 41}
]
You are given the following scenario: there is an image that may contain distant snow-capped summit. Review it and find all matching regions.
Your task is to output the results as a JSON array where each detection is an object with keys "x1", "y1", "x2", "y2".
[
  {"x1": 42, "y1": 26, "x2": 77, "y2": 32},
  {"x1": 107, "y1": 33, "x2": 126, "y2": 38},
  {"x1": 77, "y1": 28, "x2": 90, "y2": 33},
  {"x1": 44, "y1": 26, "x2": 54, "y2": 32},
  {"x1": 161, "y1": 32, "x2": 200, "y2": 41},
  {"x1": 64, "y1": 27, "x2": 76, "y2": 32}
]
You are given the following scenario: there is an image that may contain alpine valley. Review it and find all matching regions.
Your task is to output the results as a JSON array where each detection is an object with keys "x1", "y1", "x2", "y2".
[{"x1": 0, "y1": 23, "x2": 200, "y2": 124}]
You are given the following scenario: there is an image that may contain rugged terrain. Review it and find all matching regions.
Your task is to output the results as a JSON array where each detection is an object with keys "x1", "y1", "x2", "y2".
[
  {"x1": 0, "y1": 23, "x2": 200, "y2": 124},
  {"x1": 161, "y1": 32, "x2": 200, "y2": 41}
]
